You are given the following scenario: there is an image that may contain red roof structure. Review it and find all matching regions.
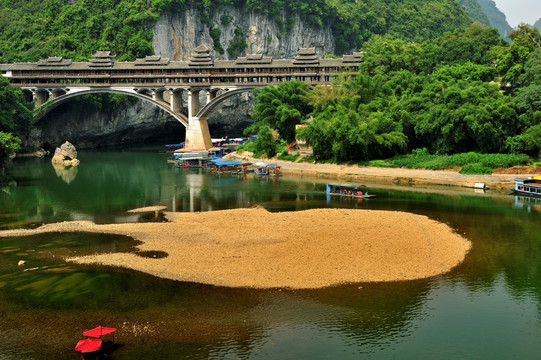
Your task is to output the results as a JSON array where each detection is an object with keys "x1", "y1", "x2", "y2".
[
  {"x1": 83, "y1": 326, "x2": 117, "y2": 338},
  {"x1": 75, "y1": 338, "x2": 102, "y2": 352}
]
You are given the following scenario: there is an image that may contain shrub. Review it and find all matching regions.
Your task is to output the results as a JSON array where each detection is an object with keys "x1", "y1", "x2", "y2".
[
  {"x1": 459, "y1": 163, "x2": 492, "y2": 175},
  {"x1": 277, "y1": 151, "x2": 300, "y2": 162}
]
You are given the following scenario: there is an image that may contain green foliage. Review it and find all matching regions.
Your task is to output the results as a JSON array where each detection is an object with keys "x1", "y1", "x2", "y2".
[
  {"x1": 220, "y1": 14, "x2": 233, "y2": 26},
  {"x1": 498, "y1": 24, "x2": 541, "y2": 86},
  {"x1": 276, "y1": 151, "x2": 300, "y2": 162},
  {"x1": 210, "y1": 27, "x2": 224, "y2": 54},
  {"x1": 253, "y1": 126, "x2": 277, "y2": 158},
  {"x1": 382, "y1": 150, "x2": 530, "y2": 173},
  {"x1": 249, "y1": 81, "x2": 313, "y2": 143},
  {"x1": 0, "y1": 75, "x2": 33, "y2": 165},
  {"x1": 458, "y1": 163, "x2": 493, "y2": 175},
  {"x1": 227, "y1": 26, "x2": 247, "y2": 57},
  {"x1": 0, "y1": 0, "x2": 191, "y2": 62},
  {"x1": 0, "y1": 131, "x2": 21, "y2": 164}
]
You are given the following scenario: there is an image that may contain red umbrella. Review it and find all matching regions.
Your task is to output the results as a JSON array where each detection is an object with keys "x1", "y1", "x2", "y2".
[
  {"x1": 75, "y1": 338, "x2": 102, "y2": 352},
  {"x1": 83, "y1": 326, "x2": 117, "y2": 338}
]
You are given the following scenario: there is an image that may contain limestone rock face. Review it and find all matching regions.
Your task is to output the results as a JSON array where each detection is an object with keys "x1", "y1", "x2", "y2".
[
  {"x1": 51, "y1": 141, "x2": 80, "y2": 167},
  {"x1": 151, "y1": 7, "x2": 336, "y2": 61}
]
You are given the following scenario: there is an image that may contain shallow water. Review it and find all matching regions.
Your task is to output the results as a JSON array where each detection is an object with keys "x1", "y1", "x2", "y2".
[{"x1": 1, "y1": 149, "x2": 541, "y2": 359}]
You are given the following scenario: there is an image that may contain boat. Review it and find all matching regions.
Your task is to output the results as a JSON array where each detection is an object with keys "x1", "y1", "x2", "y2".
[
  {"x1": 514, "y1": 176, "x2": 541, "y2": 197},
  {"x1": 253, "y1": 162, "x2": 269, "y2": 175},
  {"x1": 253, "y1": 162, "x2": 282, "y2": 176},
  {"x1": 75, "y1": 326, "x2": 122, "y2": 359},
  {"x1": 326, "y1": 183, "x2": 376, "y2": 198},
  {"x1": 210, "y1": 159, "x2": 242, "y2": 173}
]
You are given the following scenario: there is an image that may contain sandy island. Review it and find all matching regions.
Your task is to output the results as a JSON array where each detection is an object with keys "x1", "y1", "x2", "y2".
[{"x1": 0, "y1": 207, "x2": 470, "y2": 289}]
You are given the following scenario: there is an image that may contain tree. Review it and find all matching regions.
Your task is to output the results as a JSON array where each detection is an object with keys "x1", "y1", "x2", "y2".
[
  {"x1": 248, "y1": 81, "x2": 313, "y2": 143},
  {"x1": 0, "y1": 75, "x2": 33, "y2": 167}
]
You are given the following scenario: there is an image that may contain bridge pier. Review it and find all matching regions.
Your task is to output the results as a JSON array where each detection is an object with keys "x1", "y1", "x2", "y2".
[
  {"x1": 184, "y1": 89, "x2": 213, "y2": 150},
  {"x1": 170, "y1": 89, "x2": 182, "y2": 113},
  {"x1": 34, "y1": 90, "x2": 50, "y2": 107},
  {"x1": 153, "y1": 89, "x2": 165, "y2": 102},
  {"x1": 185, "y1": 116, "x2": 212, "y2": 150}
]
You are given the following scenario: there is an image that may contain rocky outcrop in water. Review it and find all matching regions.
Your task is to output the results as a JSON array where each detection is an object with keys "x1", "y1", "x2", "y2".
[{"x1": 51, "y1": 141, "x2": 80, "y2": 167}]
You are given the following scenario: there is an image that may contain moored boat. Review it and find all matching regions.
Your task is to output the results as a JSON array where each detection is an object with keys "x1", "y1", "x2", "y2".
[
  {"x1": 75, "y1": 326, "x2": 122, "y2": 359},
  {"x1": 253, "y1": 162, "x2": 281, "y2": 176},
  {"x1": 326, "y1": 183, "x2": 376, "y2": 199},
  {"x1": 514, "y1": 176, "x2": 541, "y2": 197}
]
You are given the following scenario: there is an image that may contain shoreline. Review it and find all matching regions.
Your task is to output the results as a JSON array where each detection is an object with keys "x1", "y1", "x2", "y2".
[
  {"x1": 232, "y1": 152, "x2": 536, "y2": 190},
  {"x1": 0, "y1": 208, "x2": 471, "y2": 289}
]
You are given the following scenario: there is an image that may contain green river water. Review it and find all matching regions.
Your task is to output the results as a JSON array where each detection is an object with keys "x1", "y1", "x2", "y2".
[{"x1": 1, "y1": 149, "x2": 541, "y2": 359}]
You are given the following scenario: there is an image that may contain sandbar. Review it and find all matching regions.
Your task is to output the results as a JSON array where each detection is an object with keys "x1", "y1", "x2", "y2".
[{"x1": 0, "y1": 208, "x2": 471, "y2": 289}]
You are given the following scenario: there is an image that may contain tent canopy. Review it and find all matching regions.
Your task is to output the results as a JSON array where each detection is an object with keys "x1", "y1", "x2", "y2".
[
  {"x1": 75, "y1": 338, "x2": 102, "y2": 352},
  {"x1": 83, "y1": 325, "x2": 117, "y2": 338}
]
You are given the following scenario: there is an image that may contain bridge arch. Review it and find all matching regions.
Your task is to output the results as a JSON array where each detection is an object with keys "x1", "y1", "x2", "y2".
[
  {"x1": 196, "y1": 87, "x2": 259, "y2": 119},
  {"x1": 33, "y1": 88, "x2": 188, "y2": 127}
]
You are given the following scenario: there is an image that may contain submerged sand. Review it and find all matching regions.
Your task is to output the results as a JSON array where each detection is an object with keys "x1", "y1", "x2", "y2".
[{"x1": 0, "y1": 208, "x2": 471, "y2": 289}]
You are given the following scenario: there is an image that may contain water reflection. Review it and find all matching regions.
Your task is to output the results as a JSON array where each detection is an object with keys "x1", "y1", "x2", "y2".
[
  {"x1": 51, "y1": 162, "x2": 78, "y2": 184},
  {"x1": 514, "y1": 195, "x2": 541, "y2": 213}
]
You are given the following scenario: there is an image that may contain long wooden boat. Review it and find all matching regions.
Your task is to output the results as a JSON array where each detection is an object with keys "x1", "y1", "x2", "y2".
[
  {"x1": 253, "y1": 162, "x2": 281, "y2": 176},
  {"x1": 514, "y1": 176, "x2": 541, "y2": 197},
  {"x1": 326, "y1": 183, "x2": 376, "y2": 199}
]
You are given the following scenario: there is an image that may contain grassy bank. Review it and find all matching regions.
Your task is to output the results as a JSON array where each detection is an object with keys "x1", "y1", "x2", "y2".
[{"x1": 359, "y1": 150, "x2": 532, "y2": 174}]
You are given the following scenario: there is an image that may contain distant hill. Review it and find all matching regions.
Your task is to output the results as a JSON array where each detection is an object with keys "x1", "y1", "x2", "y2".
[
  {"x1": 534, "y1": 18, "x2": 541, "y2": 31},
  {"x1": 477, "y1": 0, "x2": 513, "y2": 38},
  {"x1": 458, "y1": 0, "x2": 491, "y2": 27}
]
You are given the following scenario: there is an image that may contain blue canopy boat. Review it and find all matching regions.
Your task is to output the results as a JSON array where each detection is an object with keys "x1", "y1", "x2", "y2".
[
  {"x1": 326, "y1": 183, "x2": 376, "y2": 199},
  {"x1": 514, "y1": 176, "x2": 541, "y2": 197}
]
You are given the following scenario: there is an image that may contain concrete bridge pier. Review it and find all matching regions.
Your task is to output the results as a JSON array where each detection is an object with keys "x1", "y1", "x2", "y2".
[
  {"x1": 185, "y1": 116, "x2": 212, "y2": 150},
  {"x1": 153, "y1": 89, "x2": 166, "y2": 102},
  {"x1": 34, "y1": 90, "x2": 50, "y2": 107},
  {"x1": 185, "y1": 89, "x2": 213, "y2": 150},
  {"x1": 206, "y1": 89, "x2": 219, "y2": 103},
  {"x1": 169, "y1": 89, "x2": 182, "y2": 113}
]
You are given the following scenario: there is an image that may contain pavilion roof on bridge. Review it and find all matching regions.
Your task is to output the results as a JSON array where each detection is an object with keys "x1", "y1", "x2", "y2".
[
  {"x1": 187, "y1": 43, "x2": 213, "y2": 67},
  {"x1": 293, "y1": 48, "x2": 319, "y2": 65},
  {"x1": 134, "y1": 55, "x2": 170, "y2": 66},
  {"x1": 37, "y1": 57, "x2": 73, "y2": 66},
  {"x1": 235, "y1": 53, "x2": 272, "y2": 65},
  {"x1": 342, "y1": 52, "x2": 363, "y2": 63},
  {"x1": 89, "y1": 51, "x2": 116, "y2": 67}
]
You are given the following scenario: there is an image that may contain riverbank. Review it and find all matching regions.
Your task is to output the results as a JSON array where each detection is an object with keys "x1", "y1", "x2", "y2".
[
  {"x1": 0, "y1": 208, "x2": 471, "y2": 289},
  {"x1": 231, "y1": 152, "x2": 539, "y2": 190}
]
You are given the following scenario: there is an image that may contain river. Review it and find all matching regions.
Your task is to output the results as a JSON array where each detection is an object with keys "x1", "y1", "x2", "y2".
[{"x1": 1, "y1": 148, "x2": 540, "y2": 359}]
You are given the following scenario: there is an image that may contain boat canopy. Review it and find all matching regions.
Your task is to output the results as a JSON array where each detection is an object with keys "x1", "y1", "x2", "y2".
[
  {"x1": 267, "y1": 164, "x2": 280, "y2": 168},
  {"x1": 214, "y1": 161, "x2": 241, "y2": 166},
  {"x1": 75, "y1": 338, "x2": 102, "y2": 352},
  {"x1": 83, "y1": 326, "x2": 117, "y2": 338},
  {"x1": 254, "y1": 162, "x2": 267, "y2": 167},
  {"x1": 327, "y1": 183, "x2": 365, "y2": 189}
]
